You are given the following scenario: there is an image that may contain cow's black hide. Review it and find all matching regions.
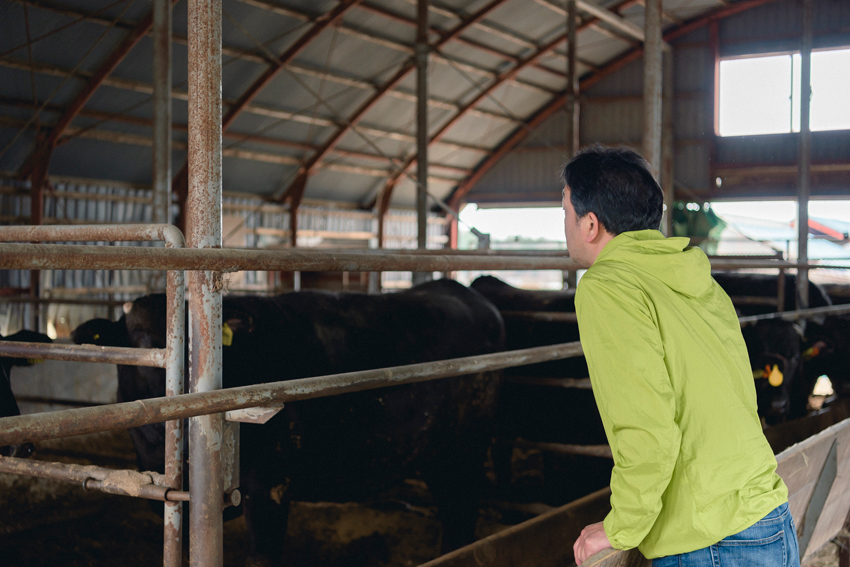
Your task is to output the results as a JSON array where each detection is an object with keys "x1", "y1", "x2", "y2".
[
  {"x1": 0, "y1": 329, "x2": 53, "y2": 458},
  {"x1": 72, "y1": 279, "x2": 504, "y2": 566},
  {"x1": 712, "y1": 272, "x2": 832, "y2": 316},
  {"x1": 741, "y1": 320, "x2": 807, "y2": 425}
]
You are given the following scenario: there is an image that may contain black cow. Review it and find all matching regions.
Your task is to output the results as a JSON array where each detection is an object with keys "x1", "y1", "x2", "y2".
[
  {"x1": 741, "y1": 320, "x2": 808, "y2": 425},
  {"x1": 470, "y1": 276, "x2": 607, "y2": 505},
  {"x1": 0, "y1": 329, "x2": 53, "y2": 458},
  {"x1": 72, "y1": 279, "x2": 504, "y2": 566},
  {"x1": 804, "y1": 315, "x2": 850, "y2": 398},
  {"x1": 712, "y1": 272, "x2": 832, "y2": 316}
]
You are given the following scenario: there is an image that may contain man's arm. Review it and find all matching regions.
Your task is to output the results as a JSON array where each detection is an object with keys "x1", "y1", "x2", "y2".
[{"x1": 575, "y1": 277, "x2": 681, "y2": 551}]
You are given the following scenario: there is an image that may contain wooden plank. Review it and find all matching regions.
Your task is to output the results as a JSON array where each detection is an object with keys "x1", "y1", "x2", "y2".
[
  {"x1": 420, "y1": 487, "x2": 613, "y2": 567},
  {"x1": 804, "y1": 422, "x2": 850, "y2": 556},
  {"x1": 776, "y1": 419, "x2": 850, "y2": 526}
]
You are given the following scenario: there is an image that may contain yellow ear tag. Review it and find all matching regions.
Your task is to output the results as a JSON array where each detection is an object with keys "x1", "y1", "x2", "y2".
[
  {"x1": 93, "y1": 334, "x2": 100, "y2": 341},
  {"x1": 802, "y1": 346, "x2": 818, "y2": 361},
  {"x1": 768, "y1": 365, "x2": 783, "y2": 387},
  {"x1": 222, "y1": 323, "x2": 233, "y2": 347},
  {"x1": 27, "y1": 359, "x2": 44, "y2": 365}
]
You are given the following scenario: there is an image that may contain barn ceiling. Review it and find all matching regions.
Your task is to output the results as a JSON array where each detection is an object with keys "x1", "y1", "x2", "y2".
[{"x1": 0, "y1": 0, "x2": 770, "y2": 211}]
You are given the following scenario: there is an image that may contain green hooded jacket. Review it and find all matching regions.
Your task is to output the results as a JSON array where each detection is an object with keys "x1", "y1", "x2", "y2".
[{"x1": 575, "y1": 230, "x2": 788, "y2": 558}]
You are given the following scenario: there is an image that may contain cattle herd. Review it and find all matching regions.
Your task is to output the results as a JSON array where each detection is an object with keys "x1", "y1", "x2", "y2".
[{"x1": 0, "y1": 272, "x2": 848, "y2": 565}]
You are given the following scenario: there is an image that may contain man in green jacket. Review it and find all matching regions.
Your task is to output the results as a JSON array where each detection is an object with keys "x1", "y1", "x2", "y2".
[{"x1": 566, "y1": 146, "x2": 798, "y2": 567}]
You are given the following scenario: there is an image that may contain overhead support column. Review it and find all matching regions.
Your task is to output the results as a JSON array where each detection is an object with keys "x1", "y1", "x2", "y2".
[
  {"x1": 642, "y1": 0, "x2": 662, "y2": 177},
  {"x1": 565, "y1": 0, "x2": 579, "y2": 158},
  {"x1": 152, "y1": 0, "x2": 173, "y2": 225},
  {"x1": 661, "y1": 45, "x2": 674, "y2": 236},
  {"x1": 797, "y1": 0, "x2": 812, "y2": 314},
  {"x1": 186, "y1": 1, "x2": 224, "y2": 566},
  {"x1": 413, "y1": 0, "x2": 430, "y2": 286}
]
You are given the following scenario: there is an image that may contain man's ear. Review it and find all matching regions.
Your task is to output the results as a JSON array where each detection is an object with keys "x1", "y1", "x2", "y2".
[{"x1": 582, "y1": 211, "x2": 601, "y2": 243}]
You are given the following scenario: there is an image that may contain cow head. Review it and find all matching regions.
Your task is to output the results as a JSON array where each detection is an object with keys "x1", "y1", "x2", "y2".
[
  {"x1": 802, "y1": 316, "x2": 850, "y2": 398},
  {"x1": 0, "y1": 329, "x2": 53, "y2": 458},
  {"x1": 742, "y1": 320, "x2": 803, "y2": 425}
]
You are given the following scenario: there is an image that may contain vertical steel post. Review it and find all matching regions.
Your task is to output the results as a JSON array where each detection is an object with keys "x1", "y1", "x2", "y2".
[
  {"x1": 163, "y1": 267, "x2": 184, "y2": 567},
  {"x1": 642, "y1": 0, "x2": 662, "y2": 176},
  {"x1": 413, "y1": 0, "x2": 429, "y2": 285},
  {"x1": 565, "y1": 0, "x2": 579, "y2": 159},
  {"x1": 661, "y1": 45, "x2": 674, "y2": 236},
  {"x1": 797, "y1": 0, "x2": 812, "y2": 314},
  {"x1": 187, "y1": 1, "x2": 224, "y2": 566},
  {"x1": 152, "y1": 0, "x2": 173, "y2": 225}
]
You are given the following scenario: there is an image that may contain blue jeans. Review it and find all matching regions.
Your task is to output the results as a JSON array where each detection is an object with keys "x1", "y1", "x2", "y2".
[{"x1": 652, "y1": 503, "x2": 800, "y2": 567}]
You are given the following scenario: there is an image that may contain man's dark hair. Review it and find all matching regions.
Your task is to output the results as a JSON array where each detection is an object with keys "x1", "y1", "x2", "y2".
[{"x1": 561, "y1": 145, "x2": 664, "y2": 235}]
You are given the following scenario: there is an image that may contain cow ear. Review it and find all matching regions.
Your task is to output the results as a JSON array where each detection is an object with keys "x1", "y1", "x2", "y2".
[{"x1": 222, "y1": 311, "x2": 254, "y2": 346}]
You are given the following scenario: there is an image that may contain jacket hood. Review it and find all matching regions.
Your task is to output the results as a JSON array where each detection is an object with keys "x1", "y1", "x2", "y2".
[{"x1": 593, "y1": 230, "x2": 714, "y2": 298}]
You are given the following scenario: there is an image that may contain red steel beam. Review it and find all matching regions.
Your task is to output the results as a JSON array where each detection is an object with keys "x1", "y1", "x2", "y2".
[
  {"x1": 172, "y1": 0, "x2": 363, "y2": 230},
  {"x1": 277, "y1": 0, "x2": 511, "y2": 206},
  {"x1": 45, "y1": 4, "x2": 172, "y2": 151},
  {"x1": 448, "y1": 0, "x2": 782, "y2": 209},
  {"x1": 378, "y1": 0, "x2": 642, "y2": 208}
]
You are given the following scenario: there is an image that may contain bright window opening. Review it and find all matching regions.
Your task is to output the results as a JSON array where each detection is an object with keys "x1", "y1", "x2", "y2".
[{"x1": 718, "y1": 48, "x2": 850, "y2": 136}]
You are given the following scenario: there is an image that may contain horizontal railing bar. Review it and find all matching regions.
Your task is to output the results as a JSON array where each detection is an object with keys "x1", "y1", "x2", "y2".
[
  {"x1": 0, "y1": 242, "x2": 848, "y2": 273},
  {"x1": 0, "y1": 297, "x2": 128, "y2": 307},
  {"x1": 302, "y1": 248, "x2": 571, "y2": 257},
  {"x1": 0, "y1": 341, "x2": 166, "y2": 367},
  {"x1": 507, "y1": 376, "x2": 592, "y2": 389},
  {"x1": 501, "y1": 311, "x2": 578, "y2": 323},
  {"x1": 0, "y1": 224, "x2": 184, "y2": 246},
  {"x1": 738, "y1": 304, "x2": 850, "y2": 326},
  {"x1": 510, "y1": 438, "x2": 613, "y2": 459},
  {"x1": 730, "y1": 296, "x2": 782, "y2": 306},
  {"x1": 0, "y1": 456, "x2": 189, "y2": 502},
  {"x1": 0, "y1": 342, "x2": 584, "y2": 447}
]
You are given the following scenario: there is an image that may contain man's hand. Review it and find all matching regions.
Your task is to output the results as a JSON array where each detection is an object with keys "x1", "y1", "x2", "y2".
[{"x1": 573, "y1": 522, "x2": 612, "y2": 566}]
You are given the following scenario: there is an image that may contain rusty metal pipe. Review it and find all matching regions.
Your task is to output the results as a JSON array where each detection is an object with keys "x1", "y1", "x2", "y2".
[
  {"x1": 501, "y1": 311, "x2": 578, "y2": 323},
  {"x1": 0, "y1": 341, "x2": 165, "y2": 367},
  {"x1": 511, "y1": 438, "x2": 613, "y2": 459},
  {"x1": 164, "y1": 268, "x2": 184, "y2": 564},
  {"x1": 0, "y1": 297, "x2": 128, "y2": 307},
  {"x1": 0, "y1": 223, "x2": 183, "y2": 246},
  {"x1": 2, "y1": 243, "x2": 844, "y2": 272},
  {"x1": 0, "y1": 456, "x2": 189, "y2": 501},
  {"x1": 186, "y1": 0, "x2": 224, "y2": 563},
  {"x1": 0, "y1": 341, "x2": 584, "y2": 447},
  {"x1": 738, "y1": 304, "x2": 850, "y2": 326}
]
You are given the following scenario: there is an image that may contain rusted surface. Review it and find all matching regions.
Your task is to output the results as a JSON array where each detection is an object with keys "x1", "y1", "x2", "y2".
[
  {"x1": 152, "y1": 0, "x2": 172, "y2": 225},
  {"x1": 187, "y1": 0, "x2": 224, "y2": 563},
  {"x1": 0, "y1": 341, "x2": 584, "y2": 447},
  {"x1": 164, "y1": 266, "x2": 184, "y2": 567},
  {"x1": 0, "y1": 223, "x2": 184, "y2": 246},
  {"x1": 501, "y1": 311, "x2": 579, "y2": 323},
  {"x1": 3, "y1": 243, "x2": 840, "y2": 272},
  {"x1": 0, "y1": 456, "x2": 188, "y2": 502},
  {"x1": 0, "y1": 340, "x2": 165, "y2": 367}
]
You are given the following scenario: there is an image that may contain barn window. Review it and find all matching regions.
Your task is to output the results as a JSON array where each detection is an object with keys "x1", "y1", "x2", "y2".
[{"x1": 718, "y1": 47, "x2": 850, "y2": 136}]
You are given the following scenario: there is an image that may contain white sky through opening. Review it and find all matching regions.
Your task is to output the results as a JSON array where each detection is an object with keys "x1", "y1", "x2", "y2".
[
  {"x1": 459, "y1": 201, "x2": 850, "y2": 243},
  {"x1": 719, "y1": 47, "x2": 850, "y2": 136}
]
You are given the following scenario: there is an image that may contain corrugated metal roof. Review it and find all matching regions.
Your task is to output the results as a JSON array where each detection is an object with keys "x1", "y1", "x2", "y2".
[{"x1": 2, "y1": 0, "x2": 836, "y2": 213}]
